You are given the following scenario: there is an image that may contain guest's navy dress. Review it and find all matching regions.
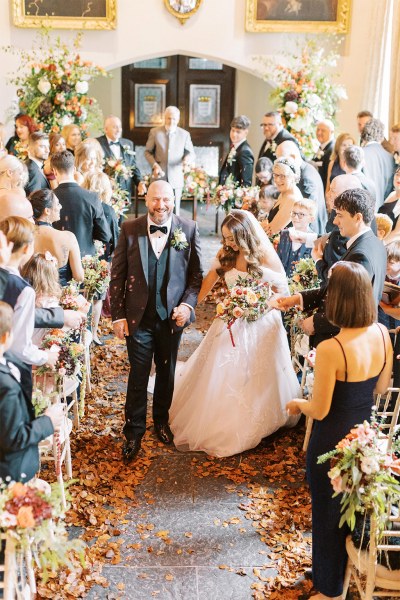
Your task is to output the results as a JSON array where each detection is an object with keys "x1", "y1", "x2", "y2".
[{"x1": 306, "y1": 327, "x2": 386, "y2": 597}]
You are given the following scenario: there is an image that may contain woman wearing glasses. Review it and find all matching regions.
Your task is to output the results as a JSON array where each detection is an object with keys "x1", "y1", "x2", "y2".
[{"x1": 261, "y1": 157, "x2": 302, "y2": 236}]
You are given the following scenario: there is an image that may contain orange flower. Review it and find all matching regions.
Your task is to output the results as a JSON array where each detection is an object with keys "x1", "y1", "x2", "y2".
[
  {"x1": 17, "y1": 506, "x2": 36, "y2": 528},
  {"x1": 11, "y1": 482, "x2": 27, "y2": 498}
]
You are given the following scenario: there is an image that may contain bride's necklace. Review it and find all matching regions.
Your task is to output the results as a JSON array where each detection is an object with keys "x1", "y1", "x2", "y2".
[{"x1": 35, "y1": 220, "x2": 53, "y2": 227}]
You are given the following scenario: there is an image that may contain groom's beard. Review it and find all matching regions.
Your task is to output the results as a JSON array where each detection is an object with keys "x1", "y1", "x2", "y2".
[{"x1": 148, "y1": 208, "x2": 173, "y2": 224}]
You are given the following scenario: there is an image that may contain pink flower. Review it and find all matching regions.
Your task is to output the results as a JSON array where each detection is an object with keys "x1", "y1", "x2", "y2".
[
  {"x1": 331, "y1": 475, "x2": 344, "y2": 493},
  {"x1": 232, "y1": 307, "x2": 244, "y2": 318}
]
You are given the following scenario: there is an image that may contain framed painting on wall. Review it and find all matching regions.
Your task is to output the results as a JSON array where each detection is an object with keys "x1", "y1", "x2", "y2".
[
  {"x1": 245, "y1": 0, "x2": 351, "y2": 33},
  {"x1": 12, "y1": 0, "x2": 117, "y2": 30},
  {"x1": 189, "y1": 84, "x2": 220, "y2": 128},
  {"x1": 135, "y1": 84, "x2": 166, "y2": 128}
]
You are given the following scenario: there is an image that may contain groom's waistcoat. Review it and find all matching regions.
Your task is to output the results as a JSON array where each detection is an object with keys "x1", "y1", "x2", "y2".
[{"x1": 142, "y1": 242, "x2": 169, "y2": 323}]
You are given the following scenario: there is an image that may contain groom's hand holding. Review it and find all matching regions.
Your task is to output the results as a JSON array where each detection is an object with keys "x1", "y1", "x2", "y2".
[
  {"x1": 172, "y1": 304, "x2": 191, "y2": 328},
  {"x1": 275, "y1": 294, "x2": 301, "y2": 311},
  {"x1": 113, "y1": 319, "x2": 129, "y2": 340}
]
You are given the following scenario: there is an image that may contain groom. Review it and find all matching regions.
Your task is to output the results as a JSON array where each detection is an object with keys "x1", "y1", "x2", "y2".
[{"x1": 110, "y1": 180, "x2": 203, "y2": 463}]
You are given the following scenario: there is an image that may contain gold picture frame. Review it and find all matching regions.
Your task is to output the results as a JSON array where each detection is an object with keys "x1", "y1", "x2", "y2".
[
  {"x1": 163, "y1": 0, "x2": 203, "y2": 25},
  {"x1": 12, "y1": 0, "x2": 117, "y2": 30},
  {"x1": 245, "y1": 0, "x2": 351, "y2": 33}
]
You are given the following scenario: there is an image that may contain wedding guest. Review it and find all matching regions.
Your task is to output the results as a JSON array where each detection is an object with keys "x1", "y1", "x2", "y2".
[
  {"x1": 110, "y1": 180, "x2": 202, "y2": 463},
  {"x1": 378, "y1": 166, "x2": 400, "y2": 242},
  {"x1": 145, "y1": 107, "x2": 195, "y2": 215},
  {"x1": 311, "y1": 119, "x2": 335, "y2": 190},
  {"x1": 379, "y1": 240, "x2": 400, "y2": 388},
  {"x1": 257, "y1": 111, "x2": 298, "y2": 163},
  {"x1": 0, "y1": 155, "x2": 28, "y2": 195},
  {"x1": 61, "y1": 124, "x2": 82, "y2": 155},
  {"x1": 276, "y1": 198, "x2": 317, "y2": 277},
  {"x1": 257, "y1": 185, "x2": 277, "y2": 221},
  {"x1": 278, "y1": 188, "x2": 386, "y2": 347},
  {"x1": 287, "y1": 261, "x2": 392, "y2": 600},
  {"x1": 5, "y1": 114, "x2": 38, "y2": 158},
  {"x1": 43, "y1": 133, "x2": 67, "y2": 189},
  {"x1": 219, "y1": 115, "x2": 254, "y2": 187},
  {"x1": 276, "y1": 140, "x2": 327, "y2": 234},
  {"x1": 325, "y1": 133, "x2": 355, "y2": 194},
  {"x1": 356, "y1": 109, "x2": 373, "y2": 140},
  {"x1": 30, "y1": 189, "x2": 84, "y2": 286},
  {"x1": 361, "y1": 118, "x2": 395, "y2": 208},
  {"x1": 82, "y1": 171, "x2": 119, "y2": 345},
  {"x1": 52, "y1": 151, "x2": 111, "y2": 257},
  {"x1": 0, "y1": 216, "x2": 59, "y2": 369},
  {"x1": 255, "y1": 156, "x2": 278, "y2": 198},
  {"x1": 389, "y1": 123, "x2": 400, "y2": 165},
  {"x1": 0, "y1": 190, "x2": 34, "y2": 221},
  {"x1": 375, "y1": 213, "x2": 393, "y2": 241},
  {"x1": 24, "y1": 132, "x2": 51, "y2": 196},
  {"x1": 342, "y1": 145, "x2": 376, "y2": 204},
  {"x1": 97, "y1": 115, "x2": 146, "y2": 201},
  {"x1": 74, "y1": 138, "x2": 104, "y2": 185},
  {"x1": 0, "y1": 301, "x2": 64, "y2": 483},
  {"x1": 261, "y1": 157, "x2": 302, "y2": 236}
]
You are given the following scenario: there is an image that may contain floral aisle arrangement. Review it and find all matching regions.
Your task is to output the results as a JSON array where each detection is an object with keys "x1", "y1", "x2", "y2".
[
  {"x1": 183, "y1": 166, "x2": 218, "y2": 203},
  {"x1": 4, "y1": 29, "x2": 107, "y2": 134},
  {"x1": 213, "y1": 182, "x2": 259, "y2": 214},
  {"x1": 38, "y1": 329, "x2": 85, "y2": 378},
  {"x1": 0, "y1": 479, "x2": 85, "y2": 582},
  {"x1": 216, "y1": 275, "x2": 271, "y2": 346},
  {"x1": 318, "y1": 416, "x2": 400, "y2": 535},
  {"x1": 254, "y1": 40, "x2": 347, "y2": 158}
]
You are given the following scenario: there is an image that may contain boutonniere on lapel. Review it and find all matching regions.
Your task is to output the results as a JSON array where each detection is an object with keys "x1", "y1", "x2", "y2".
[
  {"x1": 266, "y1": 140, "x2": 277, "y2": 154},
  {"x1": 171, "y1": 228, "x2": 189, "y2": 251},
  {"x1": 315, "y1": 148, "x2": 325, "y2": 160},
  {"x1": 122, "y1": 145, "x2": 135, "y2": 158},
  {"x1": 226, "y1": 146, "x2": 237, "y2": 166}
]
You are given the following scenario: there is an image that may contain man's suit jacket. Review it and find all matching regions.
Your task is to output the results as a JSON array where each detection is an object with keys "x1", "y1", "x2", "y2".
[
  {"x1": 97, "y1": 135, "x2": 142, "y2": 194},
  {"x1": 298, "y1": 161, "x2": 328, "y2": 235},
  {"x1": 353, "y1": 171, "x2": 377, "y2": 205},
  {"x1": 311, "y1": 139, "x2": 334, "y2": 191},
  {"x1": 219, "y1": 140, "x2": 254, "y2": 187},
  {"x1": 257, "y1": 128, "x2": 299, "y2": 162},
  {"x1": 0, "y1": 354, "x2": 53, "y2": 482},
  {"x1": 363, "y1": 143, "x2": 395, "y2": 207},
  {"x1": 110, "y1": 214, "x2": 203, "y2": 335},
  {"x1": 24, "y1": 159, "x2": 50, "y2": 196},
  {"x1": 144, "y1": 126, "x2": 195, "y2": 189},
  {"x1": 54, "y1": 182, "x2": 111, "y2": 257},
  {"x1": 302, "y1": 229, "x2": 386, "y2": 347}
]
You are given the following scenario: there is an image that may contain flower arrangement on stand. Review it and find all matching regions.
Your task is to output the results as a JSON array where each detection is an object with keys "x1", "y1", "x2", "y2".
[
  {"x1": 318, "y1": 414, "x2": 400, "y2": 536},
  {"x1": 215, "y1": 275, "x2": 271, "y2": 346},
  {"x1": 4, "y1": 29, "x2": 107, "y2": 134},
  {"x1": 0, "y1": 479, "x2": 85, "y2": 583},
  {"x1": 212, "y1": 182, "x2": 259, "y2": 214},
  {"x1": 183, "y1": 166, "x2": 218, "y2": 203},
  {"x1": 39, "y1": 330, "x2": 85, "y2": 379},
  {"x1": 253, "y1": 39, "x2": 347, "y2": 158}
]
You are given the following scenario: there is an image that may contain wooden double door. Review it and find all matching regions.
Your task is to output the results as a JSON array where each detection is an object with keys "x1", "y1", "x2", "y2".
[{"x1": 121, "y1": 55, "x2": 236, "y2": 172}]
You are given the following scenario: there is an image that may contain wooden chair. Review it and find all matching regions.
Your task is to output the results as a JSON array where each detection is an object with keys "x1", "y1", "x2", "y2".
[
  {"x1": 0, "y1": 532, "x2": 36, "y2": 599},
  {"x1": 374, "y1": 387, "x2": 400, "y2": 452},
  {"x1": 343, "y1": 508, "x2": 400, "y2": 599}
]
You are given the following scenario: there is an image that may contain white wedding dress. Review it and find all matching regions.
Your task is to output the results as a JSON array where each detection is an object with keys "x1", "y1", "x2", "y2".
[{"x1": 169, "y1": 266, "x2": 300, "y2": 457}]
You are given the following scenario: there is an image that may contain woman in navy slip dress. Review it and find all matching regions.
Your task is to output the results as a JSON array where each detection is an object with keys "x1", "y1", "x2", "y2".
[{"x1": 286, "y1": 262, "x2": 393, "y2": 600}]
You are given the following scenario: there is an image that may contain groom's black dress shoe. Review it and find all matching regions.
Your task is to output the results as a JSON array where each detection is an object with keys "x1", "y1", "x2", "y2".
[
  {"x1": 154, "y1": 422, "x2": 173, "y2": 445},
  {"x1": 122, "y1": 438, "x2": 141, "y2": 463}
]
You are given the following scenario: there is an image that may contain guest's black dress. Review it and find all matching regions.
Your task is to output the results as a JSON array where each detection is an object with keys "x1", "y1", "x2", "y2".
[{"x1": 306, "y1": 327, "x2": 386, "y2": 597}]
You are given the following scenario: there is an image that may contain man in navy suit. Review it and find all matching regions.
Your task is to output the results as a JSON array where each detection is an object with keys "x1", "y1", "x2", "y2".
[
  {"x1": 219, "y1": 115, "x2": 254, "y2": 187},
  {"x1": 311, "y1": 119, "x2": 335, "y2": 191},
  {"x1": 278, "y1": 188, "x2": 386, "y2": 348},
  {"x1": 24, "y1": 132, "x2": 51, "y2": 196}
]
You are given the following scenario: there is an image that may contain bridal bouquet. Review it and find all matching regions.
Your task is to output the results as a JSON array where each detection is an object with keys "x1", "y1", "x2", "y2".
[
  {"x1": 318, "y1": 416, "x2": 400, "y2": 535},
  {"x1": 0, "y1": 479, "x2": 84, "y2": 581},
  {"x1": 216, "y1": 275, "x2": 271, "y2": 346}
]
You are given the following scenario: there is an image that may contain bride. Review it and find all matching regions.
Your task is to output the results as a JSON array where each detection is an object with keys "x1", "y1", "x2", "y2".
[{"x1": 169, "y1": 209, "x2": 300, "y2": 457}]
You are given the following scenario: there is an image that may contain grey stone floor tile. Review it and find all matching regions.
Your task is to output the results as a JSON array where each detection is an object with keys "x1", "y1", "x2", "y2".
[
  {"x1": 86, "y1": 565, "x2": 198, "y2": 600},
  {"x1": 197, "y1": 566, "x2": 275, "y2": 600}
]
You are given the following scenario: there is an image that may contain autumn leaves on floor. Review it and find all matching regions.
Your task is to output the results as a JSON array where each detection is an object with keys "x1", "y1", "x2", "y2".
[{"x1": 35, "y1": 318, "x2": 359, "y2": 600}]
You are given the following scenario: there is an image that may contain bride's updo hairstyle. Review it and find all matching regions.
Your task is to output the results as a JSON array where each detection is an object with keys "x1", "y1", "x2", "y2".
[
  {"x1": 218, "y1": 209, "x2": 266, "y2": 277},
  {"x1": 325, "y1": 261, "x2": 376, "y2": 328}
]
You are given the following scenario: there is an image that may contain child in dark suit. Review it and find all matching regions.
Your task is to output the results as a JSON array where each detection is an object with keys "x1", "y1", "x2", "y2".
[{"x1": 276, "y1": 198, "x2": 317, "y2": 277}]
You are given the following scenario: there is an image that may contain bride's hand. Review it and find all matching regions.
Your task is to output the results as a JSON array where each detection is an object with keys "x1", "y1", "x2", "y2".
[{"x1": 286, "y1": 400, "x2": 301, "y2": 416}]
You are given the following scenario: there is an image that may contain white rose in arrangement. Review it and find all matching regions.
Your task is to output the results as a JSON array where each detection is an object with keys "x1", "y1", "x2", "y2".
[
  {"x1": 246, "y1": 290, "x2": 258, "y2": 304},
  {"x1": 232, "y1": 306, "x2": 244, "y2": 318},
  {"x1": 32, "y1": 478, "x2": 52, "y2": 496},
  {"x1": 75, "y1": 81, "x2": 89, "y2": 94},
  {"x1": 60, "y1": 115, "x2": 73, "y2": 127},
  {"x1": 360, "y1": 455, "x2": 380, "y2": 475},
  {"x1": 307, "y1": 93, "x2": 322, "y2": 107},
  {"x1": 0, "y1": 512, "x2": 17, "y2": 528},
  {"x1": 175, "y1": 231, "x2": 186, "y2": 243},
  {"x1": 38, "y1": 78, "x2": 51, "y2": 95},
  {"x1": 284, "y1": 101, "x2": 298, "y2": 115}
]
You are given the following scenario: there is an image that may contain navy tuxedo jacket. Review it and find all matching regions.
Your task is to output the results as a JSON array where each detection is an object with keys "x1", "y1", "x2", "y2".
[
  {"x1": 219, "y1": 141, "x2": 254, "y2": 187},
  {"x1": 24, "y1": 159, "x2": 51, "y2": 196},
  {"x1": 97, "y1": 135, "x2": 142, "y2": 194}
]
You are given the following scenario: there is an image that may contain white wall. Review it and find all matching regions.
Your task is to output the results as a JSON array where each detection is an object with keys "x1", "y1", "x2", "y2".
[{"x1": 0, "y1": 0, "x2": 382, "y2": 142}]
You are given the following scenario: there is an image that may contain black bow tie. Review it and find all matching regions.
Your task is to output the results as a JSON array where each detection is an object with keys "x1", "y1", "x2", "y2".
[
  {"x1": 109, "y1": 140, "x2": 120, "y2": 146},
  {"x1": 150, "y1": 225, "x2": 167, "y2": 235}
]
